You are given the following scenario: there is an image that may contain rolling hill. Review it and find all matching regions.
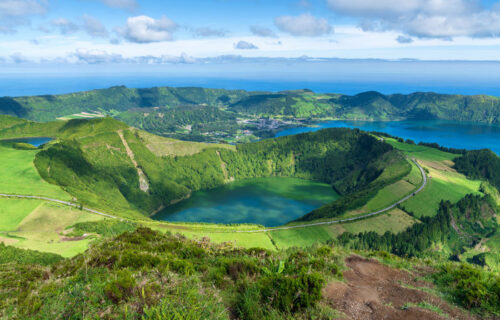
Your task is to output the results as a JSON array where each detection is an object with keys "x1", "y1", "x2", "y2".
[
  {"x1": 0, "y1": 86, "x2": 499, "y2": 124},
  {"x1": 0, "y1": 114, "x2": 498, "y2": 319},
  {"x1": 21, "y1": 117, "x2": 406, "y2": 221}
]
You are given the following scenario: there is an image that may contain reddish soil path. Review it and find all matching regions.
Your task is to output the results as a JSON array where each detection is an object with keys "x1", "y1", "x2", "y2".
[{"x1": 324, "y1": 255, "x2": 477, "y2": 320}]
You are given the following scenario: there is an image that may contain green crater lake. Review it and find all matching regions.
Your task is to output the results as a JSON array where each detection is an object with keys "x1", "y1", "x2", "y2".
[{"x1": 153, "y1": 177, "x2": 339, "y2": 227}]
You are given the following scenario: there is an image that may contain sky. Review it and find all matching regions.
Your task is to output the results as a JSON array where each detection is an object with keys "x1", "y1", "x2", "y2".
[{"x1": 1, "y1": 0, "x2": 500, "y2": 73}]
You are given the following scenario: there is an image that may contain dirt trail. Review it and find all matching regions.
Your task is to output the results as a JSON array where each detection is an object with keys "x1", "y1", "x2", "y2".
[
  {"x1": 117, "y1": 130, "x2": 150, "y2": 193},
  {"x1": 324, "y1": 255, "x2": 476, "y2": 320},
  {"x1": 216, "y1": 150, "x2": 233, "y2": 183}
]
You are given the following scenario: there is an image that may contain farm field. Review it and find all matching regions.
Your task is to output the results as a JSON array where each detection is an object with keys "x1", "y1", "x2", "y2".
[
  {"x1": 0, "y1": 198, "x2": 104, "y2": 257},
  {"x1": 139, "y1": 131, "x2": 235, "y2": 157},
  {"x1": 402, "y1": 161, "x2": 481, "y2": 217},
  {"x1": 384, "y1": 138, "x2": 483, "y2": 218},
  {"x1": 57, "y1": 112, "x2": 105, "y2": 120},
  {"x1": 268, "y1": 209, "x2": 417, "y2": 249}
]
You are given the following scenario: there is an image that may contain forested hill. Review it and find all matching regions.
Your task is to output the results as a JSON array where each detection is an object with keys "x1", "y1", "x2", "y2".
[
  {"x1": 0, "y1": 86, "x2": 499, "y2": 123},
  {"x1": 17, "y1": 116, "x2": 407, "y2": 220}
]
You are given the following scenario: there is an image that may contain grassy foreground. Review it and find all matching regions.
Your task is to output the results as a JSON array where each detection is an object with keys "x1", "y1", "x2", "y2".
[{"x1": 0, "y1": 227, "x2": 498, "y2": 319}]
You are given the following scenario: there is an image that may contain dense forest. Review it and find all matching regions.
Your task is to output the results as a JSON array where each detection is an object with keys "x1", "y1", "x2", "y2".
[
  {"x1": 0, "y1": 86, "x2": 499, "y2": 124},
  {"x1": 338, "y1": 194, "x2": 498, "y2": 257},
  {"x1": 117, "y1": 105, "x2": 244, "y2": 142},
  {"x1": 454, "y1": 149, "x2": 500, "y2": 191}
]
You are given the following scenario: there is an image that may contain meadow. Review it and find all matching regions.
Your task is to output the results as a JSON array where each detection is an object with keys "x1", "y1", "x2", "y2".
[{"x1": 0, "y1": 145, "x2": 70, "y2": 199}]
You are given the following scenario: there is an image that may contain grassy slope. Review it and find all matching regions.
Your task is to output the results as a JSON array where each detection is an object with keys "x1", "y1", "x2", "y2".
[
  {"x1": 0, "y1": 198, "x2": 104, "y2": 257},
  {"x1": 139, "y1": 130, "x2": 235, "y2": 156},
  {"x1": 0, "y1": 198, "x2": 42, "y2": 231},
  {"x1": 0, "y1": 145, "x2": 70, "y2": 199},
  {"x1": 13, "y1": 202, "x2": 103, "y2": 257},
  {"x1": 1, "y1": 227, "x2": 497, "y2": 319},
  {"x1": 269, "y1": 209, "x2": 417, "y2": 249},
  {"x1": 386, "y1": 139, "x2": 483, "y2": 218}
]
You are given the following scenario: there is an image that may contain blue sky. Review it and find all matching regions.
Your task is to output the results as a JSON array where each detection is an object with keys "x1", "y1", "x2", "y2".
[{"x1": 1, "y1": 0, "x2": 500, "y2": 68}]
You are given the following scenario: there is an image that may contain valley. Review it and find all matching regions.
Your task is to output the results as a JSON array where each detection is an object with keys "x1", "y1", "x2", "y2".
[
  {"x1": 2, "y1": 0, "x2": 500, "y2": 316},
  {"x1": 0, "y1": 90, "x2": 498, "y2": 319}
]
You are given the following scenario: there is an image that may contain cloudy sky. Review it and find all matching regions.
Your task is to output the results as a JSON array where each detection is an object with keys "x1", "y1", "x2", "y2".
[{"x1": 1, "y1": 0, "x2": 500, "y2": 66}]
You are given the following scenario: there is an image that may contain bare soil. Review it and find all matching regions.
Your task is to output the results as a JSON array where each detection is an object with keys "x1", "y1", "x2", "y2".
[{"x1": 324, "y1": 255, "x2": 477, "y2": 320}]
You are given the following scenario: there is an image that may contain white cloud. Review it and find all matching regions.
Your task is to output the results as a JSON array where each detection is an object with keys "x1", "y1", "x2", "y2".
[
  {"x1": 274, "y1": 13, "x2": 333, "y2": 37},
  {"x1": 297, "y1": 0, "x2": 311, "y2": 9},
  {"x1": 327, "y1": 0, "x2": 500, "y2": 39},
  {"x1": 72, "y1": 49, "x2": 123, "y2": 64},
  {"x1": 83, "y1": 14, "x2": 108, "y2": 38},
  {"x1": 70, "y1": 49, "x2": 196, "y2": 64},
  {"x1": 192, "y1": 27, "x2": 226, "y2": 37},
  {"x1": 119, "y1": 15, "x2": 178, "y2": 43},
  {"x1": 0, "y1": 0, "x2": 48, "y2": 33},
  {"x1": 10, "y1": 52, "x2": 29, "y2": 63},
  {"x1": 51, "y1": 18, "x2": 79, "y2": 35},
  {"x1": 250, "y1": 25, "x2": 277, "y2": 38},
  {"x1": 0, "y1": 0, "x2": 47, "y2": 17},
  {"x1": 234, "y1": 40, "x2": 258, "y2": 50},
  {"x1": 396, "y1": 35, "x2": 413, "y2": 44},
  {"x1": 100, "y1": 0, "x2": 137, "y2": 11}
]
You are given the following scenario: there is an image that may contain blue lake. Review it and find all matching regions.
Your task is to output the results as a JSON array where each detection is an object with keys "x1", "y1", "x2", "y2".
[
  {"x1": 2, "y1": 137, "x2": 53, "y2": 147},
  {"x1": 153, "y1": 177, "x2": 339, "y2": 227},
  {"x1": 276, "y1": 120, "x2": 500, "y2": 155}
]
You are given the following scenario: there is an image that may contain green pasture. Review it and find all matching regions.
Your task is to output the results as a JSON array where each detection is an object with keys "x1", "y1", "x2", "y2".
[
  {"x1": 386, "y1": 138, "x2": 457, "y2": 162},
  {"x1": 268, "y1": 208, "x2": 417, "y2": 249},
  {"x1": 0, "y1": 145, "x2": 70, "y2": 199},
  {"x1": 1, "y1": 201, "x2": 104, "y2": 257},
  {"x1": 402, "y1": 166, "x2": 481, "y2": 218}
]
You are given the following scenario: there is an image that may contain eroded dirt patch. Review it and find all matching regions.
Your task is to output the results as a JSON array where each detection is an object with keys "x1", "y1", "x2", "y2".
[{"x1": 324, "y1": 255, "x2": 476, "y2": 320}]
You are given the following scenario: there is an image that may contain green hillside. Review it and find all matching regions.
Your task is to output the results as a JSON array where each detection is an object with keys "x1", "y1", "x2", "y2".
[
  {"x1": 0, "y1": 114, "x2": 498, "y2": 319},
  {"x1": 0, "y1": 86, "x2": 499, "y2": 127},
  {"x1": 28, "y1": 117, "x2": 404, "y2": 220},
  {"x1": 0, "y1": 86, "x2": 250, "y2": 121}
]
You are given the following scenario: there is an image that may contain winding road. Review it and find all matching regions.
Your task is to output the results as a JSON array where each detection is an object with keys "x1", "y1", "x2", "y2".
[
  {"x1": 0, "y1": 159, "x2": 426, "y2": 233},
  {"x1": 0, "y1": 194, "x2": 118, "y2": 219}
]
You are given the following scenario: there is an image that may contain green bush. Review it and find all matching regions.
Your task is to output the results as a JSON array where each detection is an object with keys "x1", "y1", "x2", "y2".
[
  {"x1": 259, "y1": 271, "x2": 325, "y2": 313},
  {"x1": 105, "y1": 269, "x2": 136, "y2": 303},
  {"x1": 433, "y1": 263, "x2": 500, "y2": 314}
]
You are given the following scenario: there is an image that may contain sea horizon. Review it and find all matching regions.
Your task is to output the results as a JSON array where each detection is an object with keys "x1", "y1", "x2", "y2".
[{"x1": 2, "y1": 74, "x2": 500, "y2": 98}]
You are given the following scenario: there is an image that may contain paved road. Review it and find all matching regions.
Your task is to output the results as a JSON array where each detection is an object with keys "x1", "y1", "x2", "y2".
[
  {"x1": 0, "y1": 193, "x2": 118, "y2": 219},
  {"x1": 234, "y1": 158, "x2": 427, "y2": 233},
  {"x1": 0, "y1": 159, "x2": 426, "y2": 233}
]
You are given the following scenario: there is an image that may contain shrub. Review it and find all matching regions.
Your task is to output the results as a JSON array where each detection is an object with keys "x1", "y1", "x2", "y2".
[
  {"x1": 258, "y1": 271, "x2": 325, "y2": 313},
  {"x1": 225, "y1": 258, "x2": 259, "y2": 280},
  {"x1": 105, "y1": 270, "x2": 136, "y2": 303},
  {"x1": 433, "y1": 263, "x2": 500, "y2": 314},
  {"x1": 118, "y1": 252, "x2": 162, "y2": 269},
  {"x1": 142, "y1": 287, "x2": 229, "y2": 320}
]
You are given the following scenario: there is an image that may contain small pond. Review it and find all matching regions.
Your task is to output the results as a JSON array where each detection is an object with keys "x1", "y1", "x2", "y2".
[{"x1": 1, "y1": 137, "x2": 53, "y2": 147}]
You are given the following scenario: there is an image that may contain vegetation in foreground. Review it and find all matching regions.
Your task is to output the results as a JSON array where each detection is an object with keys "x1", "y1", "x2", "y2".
[{"x1": 0, "y1": 227, "x2": 498, "y2": 319}]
